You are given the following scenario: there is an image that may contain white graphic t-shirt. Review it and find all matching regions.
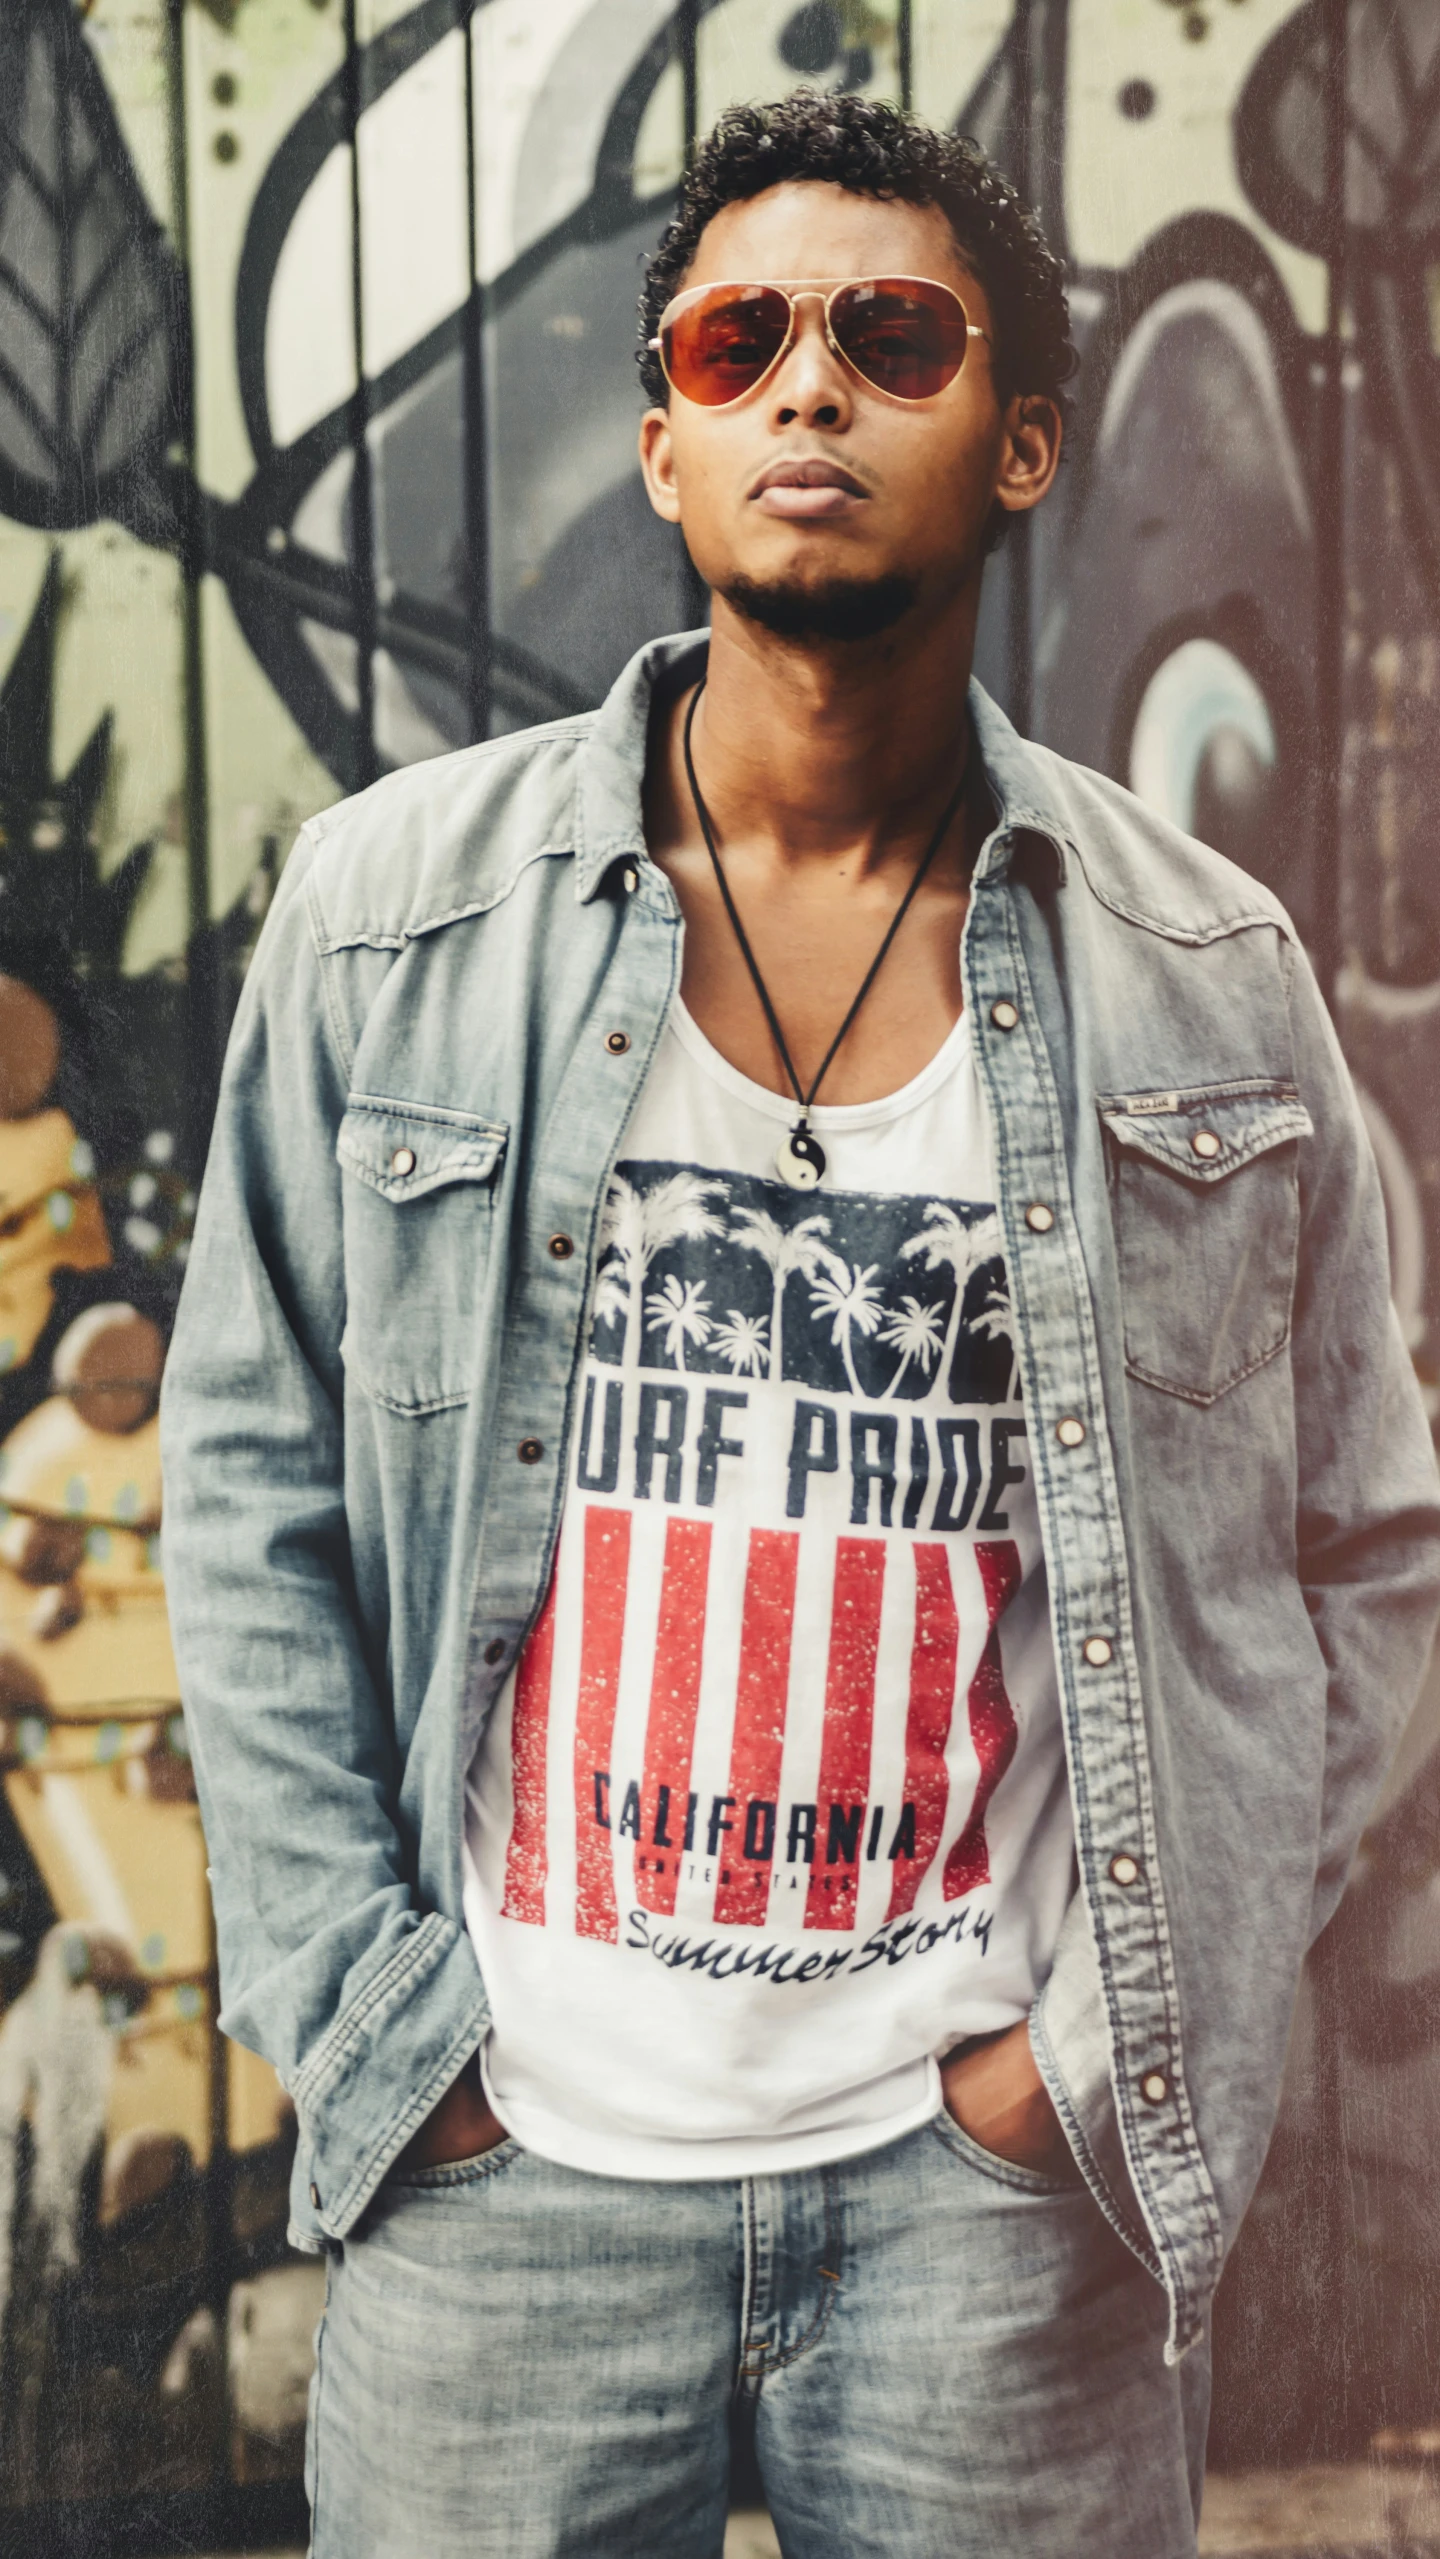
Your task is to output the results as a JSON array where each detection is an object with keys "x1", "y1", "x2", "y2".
[{"x1": 463, "y1": 999, "x2": 1075, "y2": 2178}]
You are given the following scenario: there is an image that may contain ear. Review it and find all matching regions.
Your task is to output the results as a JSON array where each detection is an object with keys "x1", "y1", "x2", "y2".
[
  {"x1": 992, "y1": 395, "x2": 1063, "y2": 521},
  {"x1": 638, "y1": 406, "x2": 682, "y2": 524}
]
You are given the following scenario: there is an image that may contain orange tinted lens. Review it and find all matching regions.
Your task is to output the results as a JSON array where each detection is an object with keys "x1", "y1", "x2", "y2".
[
  {"x1": 831, "y1": 279, "x2": 968, "y2": 399},
  {"x1": 662, "y1": 284, "x2": 792, "y2": 405}
]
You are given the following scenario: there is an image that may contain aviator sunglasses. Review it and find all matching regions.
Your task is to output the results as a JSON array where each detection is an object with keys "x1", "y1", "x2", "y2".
[{"x1": 651, "y1": 274, "x2": 989, "y2": 408}]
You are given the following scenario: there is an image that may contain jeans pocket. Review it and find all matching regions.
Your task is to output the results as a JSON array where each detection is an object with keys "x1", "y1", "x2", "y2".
[
  {"x1": 931, "y1": 2107, "x2": 1079, "y2": 2197},
  {"x1": 386, "y1": 2134, "x2": 524, "y2": 2191}
]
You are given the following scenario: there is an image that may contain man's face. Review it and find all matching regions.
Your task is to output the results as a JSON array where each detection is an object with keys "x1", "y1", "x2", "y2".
[{"x1": 638, "y1": 181, "x2": 1059, "y2": 640}]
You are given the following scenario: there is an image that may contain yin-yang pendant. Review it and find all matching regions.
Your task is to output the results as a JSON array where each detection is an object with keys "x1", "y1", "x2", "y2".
[{"x1": 776, "y1": 1123, "x2": 827, "y2": 1190}]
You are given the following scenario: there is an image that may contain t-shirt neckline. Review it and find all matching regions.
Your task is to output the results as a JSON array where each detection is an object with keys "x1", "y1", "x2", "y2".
[{"x1": 668, "y1": 995, "x2": 971, "y2": 1132}]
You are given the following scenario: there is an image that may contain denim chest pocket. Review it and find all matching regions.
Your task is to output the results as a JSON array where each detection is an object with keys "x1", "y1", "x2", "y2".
[
  {"x1": 1097, "y1": 1081, "x2": 1313, "y2": 1406},
  {"x1": 336, "y1": 1094, "x2": 508, "y2": 1413}
]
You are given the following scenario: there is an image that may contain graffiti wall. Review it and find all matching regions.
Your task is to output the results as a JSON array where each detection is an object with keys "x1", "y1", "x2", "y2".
[{"x1": 0, "y1": 0, "x2": 1435, "y2": 2529}]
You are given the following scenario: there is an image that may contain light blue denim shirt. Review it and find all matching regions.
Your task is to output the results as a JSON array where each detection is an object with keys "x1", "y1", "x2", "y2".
[{"x1": 161, "y1": 633, "x2": 1440, "y2": 2362}]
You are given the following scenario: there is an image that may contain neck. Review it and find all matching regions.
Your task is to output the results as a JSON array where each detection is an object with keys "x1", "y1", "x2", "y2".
[{"x1": 687, "y1": 576, "x2": 982, "y2": 867}]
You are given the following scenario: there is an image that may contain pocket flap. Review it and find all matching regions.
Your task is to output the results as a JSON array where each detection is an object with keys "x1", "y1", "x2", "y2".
[
  {"x1": 1096, "y1": 1081, "x2": 1313, "y2": 1184},
  {"x1": 337, "y1": 1094, "x2": 508, "y2": 1203}
]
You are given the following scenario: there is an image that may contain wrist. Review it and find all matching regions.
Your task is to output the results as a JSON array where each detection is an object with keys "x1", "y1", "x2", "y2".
[
  {"x1": 939, "y1": 2020, "x2": 1070, "y2": 2175},
  {"x1": 400, "y1": 2050, "x2": 505, "y2": 2170}
]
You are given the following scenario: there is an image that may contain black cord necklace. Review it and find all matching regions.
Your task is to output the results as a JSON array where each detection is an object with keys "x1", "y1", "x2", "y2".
[{"x1": 682, "y1": 681, "x2": 969, "y2": 1190}]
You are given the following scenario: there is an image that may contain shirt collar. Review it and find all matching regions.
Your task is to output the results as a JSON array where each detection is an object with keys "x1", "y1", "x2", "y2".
[
  {"x1": 571, "y1": 631, "x2": 1071, "y2": 900},
  {"x1": 964, "y1": 680, "x2": 1072, "y2": 889},
  {"x1": 572, "y1": 631, "x2": 705, "y2": 901}
]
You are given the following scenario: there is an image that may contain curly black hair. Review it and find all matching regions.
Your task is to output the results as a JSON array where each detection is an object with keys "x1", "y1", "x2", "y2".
[{"x1": 637, "y1": 90, "x2": 1076, "y2": 424}]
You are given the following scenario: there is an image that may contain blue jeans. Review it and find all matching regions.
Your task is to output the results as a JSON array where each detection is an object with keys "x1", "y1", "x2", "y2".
[{"x1": 306, "y1": 2114, "x2": 1208, "y2": 2557}]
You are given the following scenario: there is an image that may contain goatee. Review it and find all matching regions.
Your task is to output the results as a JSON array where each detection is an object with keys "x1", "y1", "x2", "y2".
[{"x1": 718, "y1": 570, "x2": 919, "y2": 644}]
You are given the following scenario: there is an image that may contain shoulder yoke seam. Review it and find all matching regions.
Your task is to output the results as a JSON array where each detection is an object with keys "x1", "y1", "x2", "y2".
[
  {"x1": 305, "y1": 867, "x2": 361, "y2": 1080},
  {"x1": 312, "y1": 841, "x2": 575, "y2": 954},
  {"x1": 1071, "y1": 845, "x2": 1296, "y2": 948}
]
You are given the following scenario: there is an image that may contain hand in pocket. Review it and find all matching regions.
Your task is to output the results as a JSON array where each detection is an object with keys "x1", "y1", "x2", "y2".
[
  {"x1": 940, "y1": 2019, "x2": 1071, "y2": 2177},
  {"x1": 397, "y1": 2051, "x2": 508, "y2": 2172}
]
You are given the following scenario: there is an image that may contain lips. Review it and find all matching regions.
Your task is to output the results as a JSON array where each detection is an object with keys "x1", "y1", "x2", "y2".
[{"x1": 750, "y1": 455, "x2": 870, "y2": 519}]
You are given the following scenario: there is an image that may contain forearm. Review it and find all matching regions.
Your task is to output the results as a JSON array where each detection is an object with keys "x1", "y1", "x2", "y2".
[
  {"x1": 162, "y1": 836, "x2": 423, "y2": 2083},
  {"x1": 1301, "y1": 1317, "x2": 1440, "y2": 1938},
  {"x1": 169, "y1": 1487, "x2": 417, "y2": 2086},
  {"x1": 1287, "y1": 950, "x2": 1440, "y2": 1938}
]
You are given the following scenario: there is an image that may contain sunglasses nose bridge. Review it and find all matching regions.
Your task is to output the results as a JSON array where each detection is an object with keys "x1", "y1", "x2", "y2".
[
  {"x1": 769, "y1": 288, "x2": 855, "y2": 403},
  {"x1": 786, "y1": 286, "x2": 839, "y2": 345}
]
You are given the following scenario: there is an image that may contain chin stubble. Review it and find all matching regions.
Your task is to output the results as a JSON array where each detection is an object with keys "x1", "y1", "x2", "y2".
[{"x1": 717, "y1": 570, "x2": 920, "y2": 644}]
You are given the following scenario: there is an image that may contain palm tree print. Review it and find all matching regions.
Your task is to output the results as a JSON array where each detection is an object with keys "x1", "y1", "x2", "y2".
[
  {"x1": 595, "y1": 1170, "x2": 727, "y2": 1368},
  {"x1": 590, "y1": 1166, "x2": 1013, "y2": 1401},
  {"x1": 970, "y1": 1280, "x2": 1021, "y2": 1402},
  {"x1": 712, "y1": 1309, "x2": 770, "y2": 1377},
  {"x1": 730, "y1": 1206, "x2": 832, "y2": 1383},
  {"x1": 591, "y1": 1261, "x2": 629, "y2": 1338},
  {"x1": 808, "y1": 1253, "x2": 885, "y2": 1399},
  {"x1": 644, "y1": 1273, "x2": 712, "y2": 1369},
  {"x1": 900, "y1": 1204, "x2": 1002, "y2": 1400},
  {"x1": 877, "y1": 1291, "x2": 945, "y2": 1396}
]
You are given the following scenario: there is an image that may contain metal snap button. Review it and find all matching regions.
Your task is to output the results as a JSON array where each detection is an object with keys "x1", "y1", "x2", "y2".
[
  {"x1": 483, "y1": 1638, "x2": 507, "y2": 1666},
  {"x1": 1025, "y1": 1202, "x2": 1055, "y2": 1233},
  {"x1": 547, "y1": 1233, "x2": 574, "y2": 1260},
  {"x1": 1082, "y1": 1635, "x2": 1113, "y2": 1667},
  {"x1": 622, "y1": 865, "x2": 639, "y2": 894},
  {"x1": 1140, "y1": 2071, "x2": 1169, "y2": 2105},
  {"x1": 1109, "y1": 1852, "x2": 1141, "y2": 1887},
  {"x1": 605, "y1": 1030, "x2": 631, "y2": 1055},
  {"x1": 390, "y1": 1146, "x2": 416, "y2": 1176},
  {"x1": 990, "y1": 999, "x2": 1019, "y2": 1031},
  {"x1": 517, "y1": 1437, "x2": 544, "y2": 1464},
  {"x1": 1191, "y1": 1129, "x2": 1221, "y2": 1160},
  {"x1": 1056, "y1": 1416, "x2": 1086, "y2": 1448}
]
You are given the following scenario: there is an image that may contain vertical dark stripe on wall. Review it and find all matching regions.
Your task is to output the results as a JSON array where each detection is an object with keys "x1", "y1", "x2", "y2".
[
  {"x1": 55, "y1": 13, "x2": 75, "y2": 518},
  {"x1": 459, "y1": 0, "x2": 492, "y2": 744},
  {"x1": 165, "y1": 0, "x2": 228, "y2": 2428},
  {"x1": 164, "y1": 0, "x2": 218, "y2": 1151},
  {"x1": 897, "y1": 0, "x2": 913, "y2": 113},
  {"x1": 676, "y1": 0, "x2": 709, "y2": 632},
  {"x1": 343, "y1": 0, "x2": 379, "y2": 787},
  {"x1": 1006, "y1": 0, "x2": 1035, "y2": 738},
  {"x1": 201, "y1": 1891, "x2": 234, "y2": 2373},
  {"x1": 677, "y1": 0, "x2": 699, "y2": 169},
  {"x1": 1312, "y1": 0, "x2": 1349, "y2": 1008}
]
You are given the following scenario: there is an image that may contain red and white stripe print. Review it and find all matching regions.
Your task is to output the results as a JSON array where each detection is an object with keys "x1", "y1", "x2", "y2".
[{"x1": 501, "y1": 1502, "x2": 1021, "y2": 1943}]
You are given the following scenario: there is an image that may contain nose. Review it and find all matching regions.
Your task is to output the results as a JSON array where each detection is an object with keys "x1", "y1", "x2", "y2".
[{"x1": 766, "y1": 292, "x2": 854, "y2": 433}]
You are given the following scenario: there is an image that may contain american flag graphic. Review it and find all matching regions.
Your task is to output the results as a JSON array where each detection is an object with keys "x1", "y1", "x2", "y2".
[
  {"x1": 494, "y1": 1160, "x2": 1033, "y2": 1949},
  {"x1": 501, "y1": 1507, "x2": 1021, "y2": 1943}
]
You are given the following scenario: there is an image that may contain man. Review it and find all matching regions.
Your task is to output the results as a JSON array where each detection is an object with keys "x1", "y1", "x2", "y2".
[{"x1": 162, "y1": 90, "x2": 1440, "y2": 2559}]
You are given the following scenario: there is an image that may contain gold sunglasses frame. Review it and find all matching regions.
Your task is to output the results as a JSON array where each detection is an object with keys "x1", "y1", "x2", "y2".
[{"x1": 649, "y1": 273, "x2": 990, "y2": 409}]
